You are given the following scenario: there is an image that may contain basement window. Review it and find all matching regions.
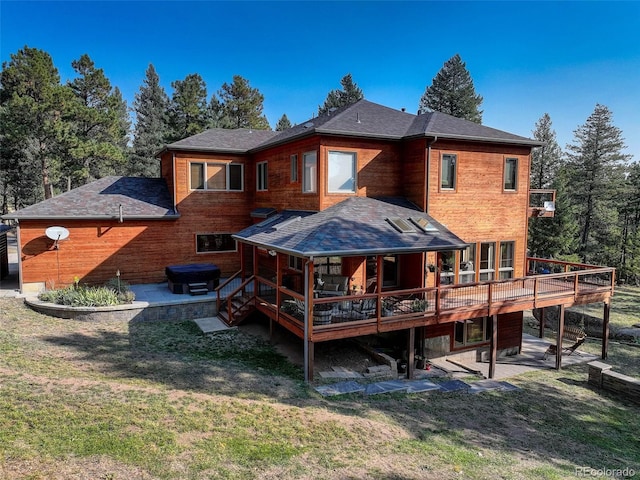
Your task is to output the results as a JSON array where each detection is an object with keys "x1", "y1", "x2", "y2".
[{"x1": 454, "y1": 317, "x2": 491, "y2": 348}]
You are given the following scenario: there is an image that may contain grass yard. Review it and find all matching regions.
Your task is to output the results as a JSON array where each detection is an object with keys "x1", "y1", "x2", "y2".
[{"x1": 1, "y1": 297, "x2": 639, "y2": 480}]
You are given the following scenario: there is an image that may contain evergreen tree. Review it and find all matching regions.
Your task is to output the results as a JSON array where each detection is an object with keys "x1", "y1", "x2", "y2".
[
  {"x1": 206, "y1": 94, "x2": 228, "y2": 129},
  {"x1": 0, "y1": 46, "x2": 72, "y2": 201},
  {"x1": 167, "y1": 73, "x2": 208, "y2": 142},
  {"x1": 617, "y1": 163, "x2": 640, "y2": 283},
  {"x1": 419, "y1": 54, "x2": 483, "y2": 123},
  {"x1": 530, "y1": 113, "x2": 562, "y2": 189},
  {"x1": 217, "y1": 75, "x2": 270, "y2": 130},
  {"x1": 318, "y1": 73, "x2": 364, "y2": 115},
  {"x1": 67, "y1": 54, "x2": 129, "y2": 185},
  {"x1": 275, "y1": 113, "x2": 292, "y2": 131},
  {"x1": 528, "y1": 113, "x2": 569, "y2": 258},
  {"x1": 129, "y1": 64, "x2": 168, "y2": 177},
  {"x1": 565, "y1": 104, "x2": 631, "y2": 263}
]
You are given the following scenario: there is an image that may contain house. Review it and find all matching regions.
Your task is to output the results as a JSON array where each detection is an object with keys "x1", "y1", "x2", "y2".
[{"x1": 3, "y1": 99, "x2": 615, "y2": 381}]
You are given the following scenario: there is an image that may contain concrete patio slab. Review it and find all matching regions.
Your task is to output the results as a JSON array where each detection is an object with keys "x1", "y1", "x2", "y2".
[
  {"x1": 193, "y1": 317, "x2": 232, "y2": 334},
  {"x1": 404, "y1": 379, "x2": 442, "y2": 393},
  {"x1": 315, "y1": 381, "x2": 366, "y2": 396}
]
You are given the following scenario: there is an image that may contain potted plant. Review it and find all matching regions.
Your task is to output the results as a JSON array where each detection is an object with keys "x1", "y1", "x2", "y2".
[{"x1": 410, "y1": 298, "x2": 428, "y2": 312}]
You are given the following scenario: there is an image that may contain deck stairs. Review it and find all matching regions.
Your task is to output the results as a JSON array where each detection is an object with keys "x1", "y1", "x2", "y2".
[
  {"x1": 188, "y1": 282, "x2": 209, "y2": 296},
  {"x1": 215, "y1": 273, "x2": 257, "y2": 327}
]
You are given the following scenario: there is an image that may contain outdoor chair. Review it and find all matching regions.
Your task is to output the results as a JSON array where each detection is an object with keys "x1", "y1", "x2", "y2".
[{"x1": 543, "y1": 327, "x2": 587, "y2": 360}]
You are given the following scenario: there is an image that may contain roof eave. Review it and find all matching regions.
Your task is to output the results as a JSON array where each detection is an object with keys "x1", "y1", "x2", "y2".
[
  {"x1": 158, "y1": 145, "x2": 250, "y2": 156},
  {"x1": 3, "y1": 214, "x2": 181, "y2": 221},
  {"x1": 404, "y1": 132, "x2": 543, "y2": 147}
]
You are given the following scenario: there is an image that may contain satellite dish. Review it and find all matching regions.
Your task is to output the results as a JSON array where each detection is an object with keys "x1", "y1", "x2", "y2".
[
  {"x1": 45, "y1": 226, "x2": 70, "y2": 241},
  {"x1": 45, "y1": 226, "x2": 69, "y2": 249}
]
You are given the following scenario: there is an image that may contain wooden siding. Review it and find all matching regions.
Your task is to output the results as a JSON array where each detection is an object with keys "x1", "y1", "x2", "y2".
[
  {"x1": 402, "y1": 139, "x2": 428, "y2": 211},
  {"x1": 427, "y1": 141, "x2": 532, "y2": 278},
  {"x1": 252, "y1": 137, "x2": 322, "y2": 212}
]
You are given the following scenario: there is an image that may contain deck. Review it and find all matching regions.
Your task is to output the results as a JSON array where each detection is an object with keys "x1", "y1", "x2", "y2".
[{"x1": 238, "y1": 264, "x2": 614, "y2": 343}]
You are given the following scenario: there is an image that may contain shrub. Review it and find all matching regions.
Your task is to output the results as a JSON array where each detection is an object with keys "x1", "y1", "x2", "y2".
[{"x1": 38, "y1": 284, "x2": 135, "y2": 307}]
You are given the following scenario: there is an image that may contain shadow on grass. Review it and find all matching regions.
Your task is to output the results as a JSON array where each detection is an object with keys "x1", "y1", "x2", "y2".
[{"x1": 41, "y1": 319, "x2": 306, "y2": 398}]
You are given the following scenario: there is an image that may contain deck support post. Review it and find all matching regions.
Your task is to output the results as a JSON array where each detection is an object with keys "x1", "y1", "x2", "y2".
[
  {"x1": 303, "y1": 261, "x2": 312, "y2": 383},
  {"x1": 488, "y1": 314, "x2": 498, "y2": 379},
  {"x1": 538, "y1": 307, "x2": 545, "y2": 338},
  {"x1": 602, "y1": 301, "x2": 610, "y2": 360},
  {"x1": 555, "y1": 304, "x2": 565, "y2": 370},
  {"x1": 406, "y1": 328, "x2": 415, "y2": 379}
]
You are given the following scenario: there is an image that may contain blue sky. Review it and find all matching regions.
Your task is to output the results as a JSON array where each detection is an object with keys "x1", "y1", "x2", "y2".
[{"x1": 2, "y1": 1, "x2": 639, "y2": 160}]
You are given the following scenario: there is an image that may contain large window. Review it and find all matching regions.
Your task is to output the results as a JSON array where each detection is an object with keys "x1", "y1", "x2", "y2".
[
  {"x1": 441, "y1": 154, "x2": 457, "y2": 190},
  {"x1": 190, "y1": 162, "x2": 243, "y2": 191},
  {"x1": 196, "y1": 234, "x2": 237, "y2": 253},
  {"x1": 257, "y1": 161, "x2": 268, "y2": 191},
  {"x1": 499, "y1": 241, "x2": 515, "y2": 279},
  {"x1": 290, "y1": 154, "x2": 298, "y2": 183},
  {"x1": 479, "y1": 242, "x2": 496, "y2": 281},
  {"x1": 454, "y1": 317, "x2": 491, "y2": 347},
  {"x1": 327, "y1": 151, "x2": 356, "y2": 193},
  {"x1": 439, "y1": 251, "x2": 455, "y2": 285},
  {"x1": 459, "y1": 244, "x2": 476, "y2": 284},
  {"x1": 504, "y1": 157, "x2": 518, "y2": 191},
  {"x1": 303, "y1": 151, "x2": 317, "y2": 193}
]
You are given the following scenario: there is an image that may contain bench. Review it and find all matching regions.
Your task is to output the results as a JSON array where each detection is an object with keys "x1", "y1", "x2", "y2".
[{"x1": 543, "y1": 326, "x2": 587, "y2": 360}]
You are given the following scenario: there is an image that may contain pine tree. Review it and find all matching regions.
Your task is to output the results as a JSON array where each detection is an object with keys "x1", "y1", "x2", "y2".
[
  {"x1": 0, "y1": 46, "x2": 72, "y2": 201},
  {"x1": 419, "y1": 54, "x2": 483, "y2": 123},
  {"x1": 129, "y1": 64, "x2": 168, "y2": 177},
  {"x1": 167, "y1": 73, "x2": 208, "y2": 142},
  {"x1": 275, "y1": 114, "x2": 292, "y2": 131},
  {"x1": 565, "y1": 104, "x2": 631, "y2": 263},
  {"x1": 318, "y1": 73, "x2": 364, "y2": 115},
  {"x1": 67, "y1": 54, "x2": 129, "y2": 185},
  {"x1": 528, "y1": 113, "x2": 568, "y2": 258},
  {"x1": 530, "y1": 113, "x2": 562, "y2": 189},
  {"x1": 217, "y1": 75, "x2": 270, "y2": 130}
]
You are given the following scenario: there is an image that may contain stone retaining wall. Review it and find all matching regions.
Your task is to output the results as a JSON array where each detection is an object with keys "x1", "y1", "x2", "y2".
[
  {"x1": 588, "y1": 361, "x2": 640, "y2": 404},
  {"x1": 25, "y1": 298, "x2": 218, "y2": 322}
]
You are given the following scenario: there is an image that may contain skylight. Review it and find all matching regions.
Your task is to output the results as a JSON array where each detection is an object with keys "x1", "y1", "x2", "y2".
[
  {"x1": 274, "y1": 216, "x2": 301, "y2": 231},
  {"x1": 387, "y1": 218, "x2": 415, "y2": 233},
  {"x1": 410, "y1": 217, "x2": 439, "y2": 233}
]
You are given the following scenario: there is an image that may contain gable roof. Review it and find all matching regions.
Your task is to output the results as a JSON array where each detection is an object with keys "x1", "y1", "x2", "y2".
[
  {"x1": 160, "y1": 100, "x2": 541, "y2": 155},
  {"x1": 2, "y1": 176, "x2": 179, "y2": 221},
  {"x1": 233, "y1": 196, "x2": 468, "y2": 257}
]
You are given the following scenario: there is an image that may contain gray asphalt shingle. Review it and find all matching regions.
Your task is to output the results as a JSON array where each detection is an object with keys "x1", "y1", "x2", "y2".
[
  {"x1": 234, "y1": 196, "x2": 468, "y2": 256},
  {"x1": 2, "y1": 176, "x2": 178, "y2": 220}
]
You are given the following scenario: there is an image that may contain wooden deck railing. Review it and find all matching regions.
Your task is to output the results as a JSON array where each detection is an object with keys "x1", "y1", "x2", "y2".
[{"x1": 259, "y1": 258, "x2": 615, "y2": 341}]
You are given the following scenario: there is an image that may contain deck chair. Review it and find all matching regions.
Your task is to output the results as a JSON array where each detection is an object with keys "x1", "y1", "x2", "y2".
[{"x1": 543, "y1": 327, "x2": 586, "y2": 360}]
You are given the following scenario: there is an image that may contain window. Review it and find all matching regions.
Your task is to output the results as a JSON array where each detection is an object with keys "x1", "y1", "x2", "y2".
[
  {"x1": 303, "y1": 151, "x2": 317, "y2": 193},
  {"x1": 439, "y1": 251, "x2": 455, "y2": 285},
  {"x1": 288, "y1": 255, "x2": 303, "y2": 271},
  {"x1": 382, "y1": 255, "x2": 398, "y2": 287},
  {"x1": 504, "y1": 157, "x2": 518, "y2": 191},
  {"x1": 459, "y1": 244, "x2": 476, "y2": 284},
  {"x1": 479, "y1": 242, "x2": 496, "y2": 281},
  {"x1": 290, "y1": 154, "x2": 298, "y2": 183},
  {"x1": 454, "y1": 317, "x2": 491, "y2": 347},
  {"x1": 257, "y1": 161, "x2": 268, "y2": 191},
  {"x1": 314, "y1": 256, "x2": 342, "y2": 276},
  {"x1": 441, "y1": 154, "x2": 457, "y2": 190},
  {"x1": 190, "y1": 162, "x2": 243, "y2": 191},
  {"x1": 499, "y1": 241, "x2": 515, "y2": 279},
  {"x1": 327, "y1": 151, "x2": 356, "y2": 193},
  {"x1": 196, "y1": 234, "x2": 237, "y2": 253}
]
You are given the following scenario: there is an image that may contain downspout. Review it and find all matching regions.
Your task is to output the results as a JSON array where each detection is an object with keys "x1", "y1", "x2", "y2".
[
  {"x1": 425, "y1": 136, "x2": 438, "y2": 214},
  {"x1": 16, "y1": 221, "x2": 23, "y2": 293},
  {"x1": 303, "y1": 260, "x2": 310, "y2": 383},
  {"x1": 172, "y1": 152, "x2": 177, "y2": 212}
]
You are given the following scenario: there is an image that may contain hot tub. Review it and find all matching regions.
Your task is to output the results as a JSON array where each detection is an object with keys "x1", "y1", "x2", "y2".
[{"x1": 165, "y1": 263, "x2": 221, "y2": 294}]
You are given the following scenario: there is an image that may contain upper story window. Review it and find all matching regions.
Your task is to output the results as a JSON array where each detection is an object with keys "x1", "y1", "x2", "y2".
[
  {"x1": 504, "y1": 157, "x2": 518, "y2": 191},
  {"x1": 441, "y1": 153, "x2": 457, "y2": 190},
  {"x1": 327, "y1": 151, "x2": 356, "y2": 193},
  {"x1": 303, "y1": 151, "x2": 317, "y2": 193},
  {"x1": 257, "y1": 161, "x2": 268, "y2": 191},
  {"x1": 290, "y1": 154, "x2": 298, "y2": 183},
  {"x1": 499, "y1": 241, "x2": 515, "y2": 279},
  {"x1": 190, "y1": 162, "x2": 243, "y2": 191}
]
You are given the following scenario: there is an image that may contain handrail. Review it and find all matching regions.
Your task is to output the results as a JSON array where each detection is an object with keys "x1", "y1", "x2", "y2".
[
  {"x1": 215, "y1": 270, "x2": 242, "y2": 313},
  {"x1": 527, "y1": 256, "x2": 606, "y2": 271},
  {"x1": 223, "y1": 275, "x2": 255, "y2": 324}
]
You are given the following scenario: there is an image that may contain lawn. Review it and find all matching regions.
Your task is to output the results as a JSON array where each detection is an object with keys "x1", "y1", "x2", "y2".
[{"x1": 1, "y1": 297, "x2": 639, "y2": 480}]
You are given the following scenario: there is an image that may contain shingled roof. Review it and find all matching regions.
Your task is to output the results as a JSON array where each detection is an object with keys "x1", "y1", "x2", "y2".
[
  {"x1": 233, "y1": 196, "x2": 468, "y2": 257},
  {"x1": 2, "y1": 176, "x2": 179, "y2": 221},
  {"x1": 162, "y1": 128, "x2": 279, "y2": 154},
  {"x1": 160, "y1": 100, "x2": 541, "y2": 154}
]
